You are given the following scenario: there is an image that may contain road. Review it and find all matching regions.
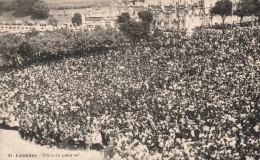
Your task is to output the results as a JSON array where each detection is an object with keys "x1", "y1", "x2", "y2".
[{"x1": 0, "y1": 129, "x2": 105, "y2": 160}]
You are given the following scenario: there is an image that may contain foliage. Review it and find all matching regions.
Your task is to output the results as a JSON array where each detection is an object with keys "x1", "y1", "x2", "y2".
[
  {"x1": 0, "y1": 34, "x2": 23, "y2": 67},
  {"x1": 234, "y1": 0, "x2": 260, "y2": 23},
  {"x1": 118, "y1": 12, "x2": 151, "y2": 43},
  {"x1": 137, "y1": 10, "x2": 153, "y2": 23},
  {"x1": 117, "y1": 12, "x2": 130, "y2": 24},
  {"x1": 0, "y1": 2, "x2": 3, "y2": 15},
  {"x1": 210, "y1": 0, "x2": 232, "y2": 24},
  {"x1": 25, "y1": 29, "x2": 40, "y2": 38},
  {"x1": 31, "y1": 1, "x2": 49, "y2": 19},
  {"x1": 122, "y1": 0, "x2": 130, "y2": 5},
  {"x1": 12, "y1": 0, "x2": 49, "y2": 18},
  {"x1": 0, "y1": 0, "x2": 17, "y2": 11},
  {"x1": 48, "y1": 16, "x2": 58, "y2": 26},
  {"x1": 14, "y1": 0, "x2": 39, "y2": 16},
  {"x1": 71, "y1": 13, "x2": 82, "y2": 26},
  {"x1": 0, "y1": 28, "x2": 128, "y2": 68},
  {"x1": 120, "y1": 20, "x2": 149, "y2": 43}
]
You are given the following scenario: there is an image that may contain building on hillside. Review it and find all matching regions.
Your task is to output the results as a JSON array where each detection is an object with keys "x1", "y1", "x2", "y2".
[
  {"x1": 146, "y1": 0, "x2": 242, "y2": 31},
  {"x1": 130, "y1": 0, "x2": 146, "y2": 6},
  {"x1": 83, "y1": 16, "x2": 117, "y2": 30},
  {"x1": 149, "y1": 0, "x2": 210, "y2": 31},
  {"x1": 79, "y1": 0, "x2": 242, "y2": 31},
  {"x1": 81, "y1": 6, "x2": 119, "y2": 30},
  {"x1": 127, "y1": 0, "x2": 214, "y2": 31}
]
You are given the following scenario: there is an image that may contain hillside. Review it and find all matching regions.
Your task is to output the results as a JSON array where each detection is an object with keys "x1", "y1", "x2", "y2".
[
  {"x1": 0, "y1": 0, "x2": 118, "y2": 24},
  {"x1": 44, "y1": 0, "x2": 117, "y2": 10},
  {"x1": 0, "y1": 0, "x2": 118, "y2": 11}
]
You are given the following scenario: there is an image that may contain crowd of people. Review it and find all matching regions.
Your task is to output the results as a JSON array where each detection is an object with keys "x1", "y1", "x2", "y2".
[{"x1": 0, "y1": 26, "x2": 259, "y2": 159}]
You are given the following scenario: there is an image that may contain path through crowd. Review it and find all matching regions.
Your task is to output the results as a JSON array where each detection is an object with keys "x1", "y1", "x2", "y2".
[{"x1": 0, "y1": 129, "x2": 105, "y2": 160}]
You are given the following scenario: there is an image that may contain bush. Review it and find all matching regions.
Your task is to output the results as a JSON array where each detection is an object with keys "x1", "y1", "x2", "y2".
[
  {"x1": 48, "y1": 16, "x2": 58, "y2": 26},
  {"x1": 14, "y1": 0, "x2": 39, "y2": 17},
  {"x1": 18, "y1": 41, "x2": 35, "y2": 64},
  {"x1": 118, "y1": 12, "x2": 152, "y2": 44},
  {"x1": 0, "y1": 34, "x2": 23, "y2": 67},
  {"x1": 31, "y1": 1, "x2": 49, "y2": 19},
  {"x1": 0, "y1": 28, "x2": 127, "y2": 68}
]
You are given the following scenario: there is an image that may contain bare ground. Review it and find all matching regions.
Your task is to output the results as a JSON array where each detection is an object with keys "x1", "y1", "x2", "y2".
[{"x1": 0, "y1": 129, "x2": 105, "y2": 160}]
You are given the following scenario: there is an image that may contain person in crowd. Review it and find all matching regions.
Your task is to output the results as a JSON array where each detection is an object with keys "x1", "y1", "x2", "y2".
[{"x1": 0, "y1": 26, "x2": 259, "y2": 159}]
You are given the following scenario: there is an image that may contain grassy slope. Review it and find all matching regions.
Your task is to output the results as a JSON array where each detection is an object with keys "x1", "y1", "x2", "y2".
[
  {"x1": 0, "y1": 0, "x2": 117, "y2": 24},
  {"x1": 45, "y1": 0, "x2": 116, "y2": 9}
]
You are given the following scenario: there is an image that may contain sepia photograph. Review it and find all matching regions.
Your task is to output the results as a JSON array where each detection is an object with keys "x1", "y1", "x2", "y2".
[{"x1": 0, "y1": 0, "x2": 259, "y2": 159}]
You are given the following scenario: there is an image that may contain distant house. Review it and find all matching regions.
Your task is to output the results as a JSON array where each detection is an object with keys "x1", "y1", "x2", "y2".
[
  {"x1": 78, "y1": 0, "x2": 221, "y2": 31},
  {"x1": 84, "y1": 17, "x2": 105, "y2": 30},
  {"x1": 12, "y1": 20, "x2": 23, "y2": 25},
  {"x1": 82, "y1": 7, "x2": 118, "y2": 30}
]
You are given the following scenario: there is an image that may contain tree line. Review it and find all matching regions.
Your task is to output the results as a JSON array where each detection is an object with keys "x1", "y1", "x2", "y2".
[
  {"x1": 210, "y1": 0, "x2": 260, "y2": 25},
  {"x1": 70, "y1": 10, "x2": 154, "y2": 43},
  {"x1": 0, "y1": 0, "x2": 49, "y2": 19}
]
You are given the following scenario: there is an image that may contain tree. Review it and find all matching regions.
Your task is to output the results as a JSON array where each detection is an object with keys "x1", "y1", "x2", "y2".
[
  {"x1": 13, "y1": 0, "x2": 49, "y2": 18},
  {"x1": 72, "y1": 13, "x2": 82, "y2": 26},
  {"x1": 234, "y1": 0, "x2": 260, "y2": 24},
  {"x1": 32, "y1": 1, "x2": 49, "y2": 19},
  {"x1": 210, "y1": 0, "x2": 232, "y2": 25},
  {"x1": 14, "y1": 0, "x2": 39, "y2": 16},
  {"x1": 137, "y1": 10, "x2": 153, "y2": 39},
  {"x1": 117, "y1": 12, "x2": 130, "y2": 23},
  {"x1": 0, "y1": 0, "x2": 17, "y2": 11},
  {"x1": 137, "y1": 10, "x2": 153, "y2": 23},
  {"x1": 122, "y1": 0, "x2": 130, "y2": 5},
  {"x1": 0, "y1": 2, "x2": 2, "y2": 16},
  {"x1": 118, "y1": 12, "x2": 151, "y2": 44},
  {"x1": 48, "y1": 16, "x2": 58, "y2": 26},
  {"x1": 0, "y1": 1, "x2": 3, "y2": 11},
  {"x1": 120, "y1": 21, "x2": 147, "y2": 43},
  {"x1": 117, "y1": 11, "x2": 153, "y2": 44}
]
